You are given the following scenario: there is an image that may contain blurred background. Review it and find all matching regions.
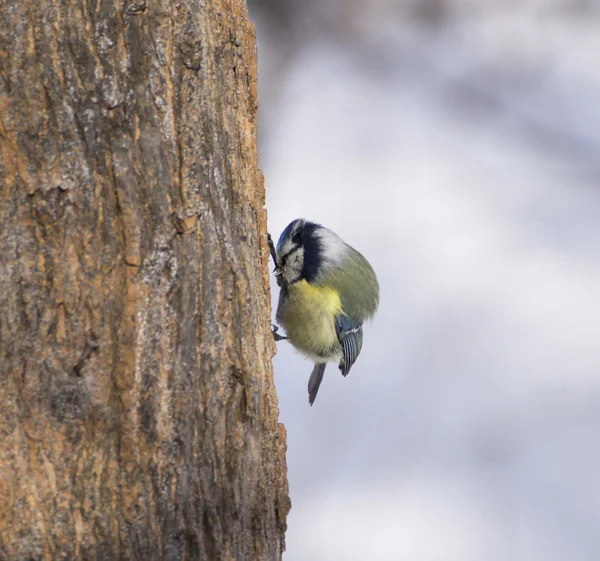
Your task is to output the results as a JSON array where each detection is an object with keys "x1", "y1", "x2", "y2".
[{"x1": 246, "y1": 1, "x2": 600, "y2": 559}]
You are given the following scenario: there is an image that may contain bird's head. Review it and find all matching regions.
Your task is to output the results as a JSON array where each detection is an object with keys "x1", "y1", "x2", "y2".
[{"x1": 275, "y1": 218, "x2": 348, "y2": 284}]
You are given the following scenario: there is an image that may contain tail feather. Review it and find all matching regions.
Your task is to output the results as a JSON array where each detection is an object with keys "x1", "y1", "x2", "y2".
[{"x1": 308, "y1": 363, "x2": 327, "y2": 406}]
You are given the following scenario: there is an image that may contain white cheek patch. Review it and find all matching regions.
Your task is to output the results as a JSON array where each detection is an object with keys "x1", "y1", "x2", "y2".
[{"x1": 284, "y1": 246, "x2": 304, "y2": 282}]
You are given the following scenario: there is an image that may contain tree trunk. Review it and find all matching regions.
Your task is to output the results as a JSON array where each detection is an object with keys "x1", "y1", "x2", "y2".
[{"x1": 0, "y1": 1, "x2": 290, "y2": 559}]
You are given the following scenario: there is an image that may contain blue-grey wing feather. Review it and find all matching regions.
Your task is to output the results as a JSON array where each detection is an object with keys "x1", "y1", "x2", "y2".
[{"x1": 335, "y1": 315, "x2": 363, "y2": 377}]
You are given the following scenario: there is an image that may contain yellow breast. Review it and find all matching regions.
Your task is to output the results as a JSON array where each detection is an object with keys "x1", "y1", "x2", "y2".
[{"x1": 278, "y1": 280, "x2": 343, "y2": 359}]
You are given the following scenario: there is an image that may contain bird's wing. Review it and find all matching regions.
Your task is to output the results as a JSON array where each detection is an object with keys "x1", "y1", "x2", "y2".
[
  {"x1": 308, "y1": 363, "x2": 327, "y2": 406},
  {"x1": 315, "y1": 248, "x2": 379, "y2": 321},
  {"x1": 335, "y1": 314, "x2": 364, "y2": 377}
]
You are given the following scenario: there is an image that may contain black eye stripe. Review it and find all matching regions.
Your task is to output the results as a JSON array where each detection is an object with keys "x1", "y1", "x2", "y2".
[{"x1": 279, "y1": 245, "x2": 300, "y2": 265}]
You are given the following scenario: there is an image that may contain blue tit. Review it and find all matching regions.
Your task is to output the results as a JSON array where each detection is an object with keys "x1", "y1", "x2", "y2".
[{"x1": 268, "y1": 219, "x2": 379, "y2": 405}]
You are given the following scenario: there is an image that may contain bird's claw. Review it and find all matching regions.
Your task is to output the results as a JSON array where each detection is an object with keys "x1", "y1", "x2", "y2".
[{"x1": 271, "y1": 324, "x2": 287, "y2": 341}]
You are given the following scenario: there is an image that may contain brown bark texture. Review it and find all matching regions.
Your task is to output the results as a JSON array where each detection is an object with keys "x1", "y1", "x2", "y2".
[{"x1": 0, "y1": 0, "x2": 290, "y2": 559}]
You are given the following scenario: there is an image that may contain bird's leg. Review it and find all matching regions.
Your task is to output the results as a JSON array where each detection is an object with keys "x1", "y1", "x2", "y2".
[{"x1": 271, "y1": 324, "x2": 287, "y2": 341}]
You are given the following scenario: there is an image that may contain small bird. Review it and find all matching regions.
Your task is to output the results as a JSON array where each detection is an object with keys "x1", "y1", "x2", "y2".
[{"x1": 269, "y1": 219, "x2": 379, "y2": 405}]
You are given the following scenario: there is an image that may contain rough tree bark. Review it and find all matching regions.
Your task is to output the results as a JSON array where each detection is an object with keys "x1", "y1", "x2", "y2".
[{"x1": 0, "y1": 0, "x2": 290, "y2": 559}]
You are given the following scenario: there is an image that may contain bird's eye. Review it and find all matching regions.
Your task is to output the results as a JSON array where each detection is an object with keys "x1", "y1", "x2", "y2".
[{"x1": 292, "y1": 230, "x2": 302, "y2": 244}]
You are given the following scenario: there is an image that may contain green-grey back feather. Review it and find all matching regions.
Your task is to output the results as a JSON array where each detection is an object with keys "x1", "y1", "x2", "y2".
[{"x1": 316, "y1": 246, "x2": 379, "y2": 321}]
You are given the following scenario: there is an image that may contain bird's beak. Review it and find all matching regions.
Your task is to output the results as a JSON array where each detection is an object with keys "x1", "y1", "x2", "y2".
[{"x1": 273, "y1": 267, "x2": 282, "y2": 277}]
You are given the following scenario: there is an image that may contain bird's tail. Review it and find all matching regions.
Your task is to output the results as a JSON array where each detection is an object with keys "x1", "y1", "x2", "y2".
[{"x1": 308, "y1": 363, "x2": 327, "y2": 406}]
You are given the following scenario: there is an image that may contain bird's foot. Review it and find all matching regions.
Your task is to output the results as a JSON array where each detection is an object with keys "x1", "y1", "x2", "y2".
[{"x1": 271, "y1": 324, "x2": 287, "y2": 341}]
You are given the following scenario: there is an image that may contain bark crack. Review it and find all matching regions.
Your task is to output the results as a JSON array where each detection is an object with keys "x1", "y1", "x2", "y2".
[{"x1": 72, "y1": 335, "x2": 100, "y2": 377}]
